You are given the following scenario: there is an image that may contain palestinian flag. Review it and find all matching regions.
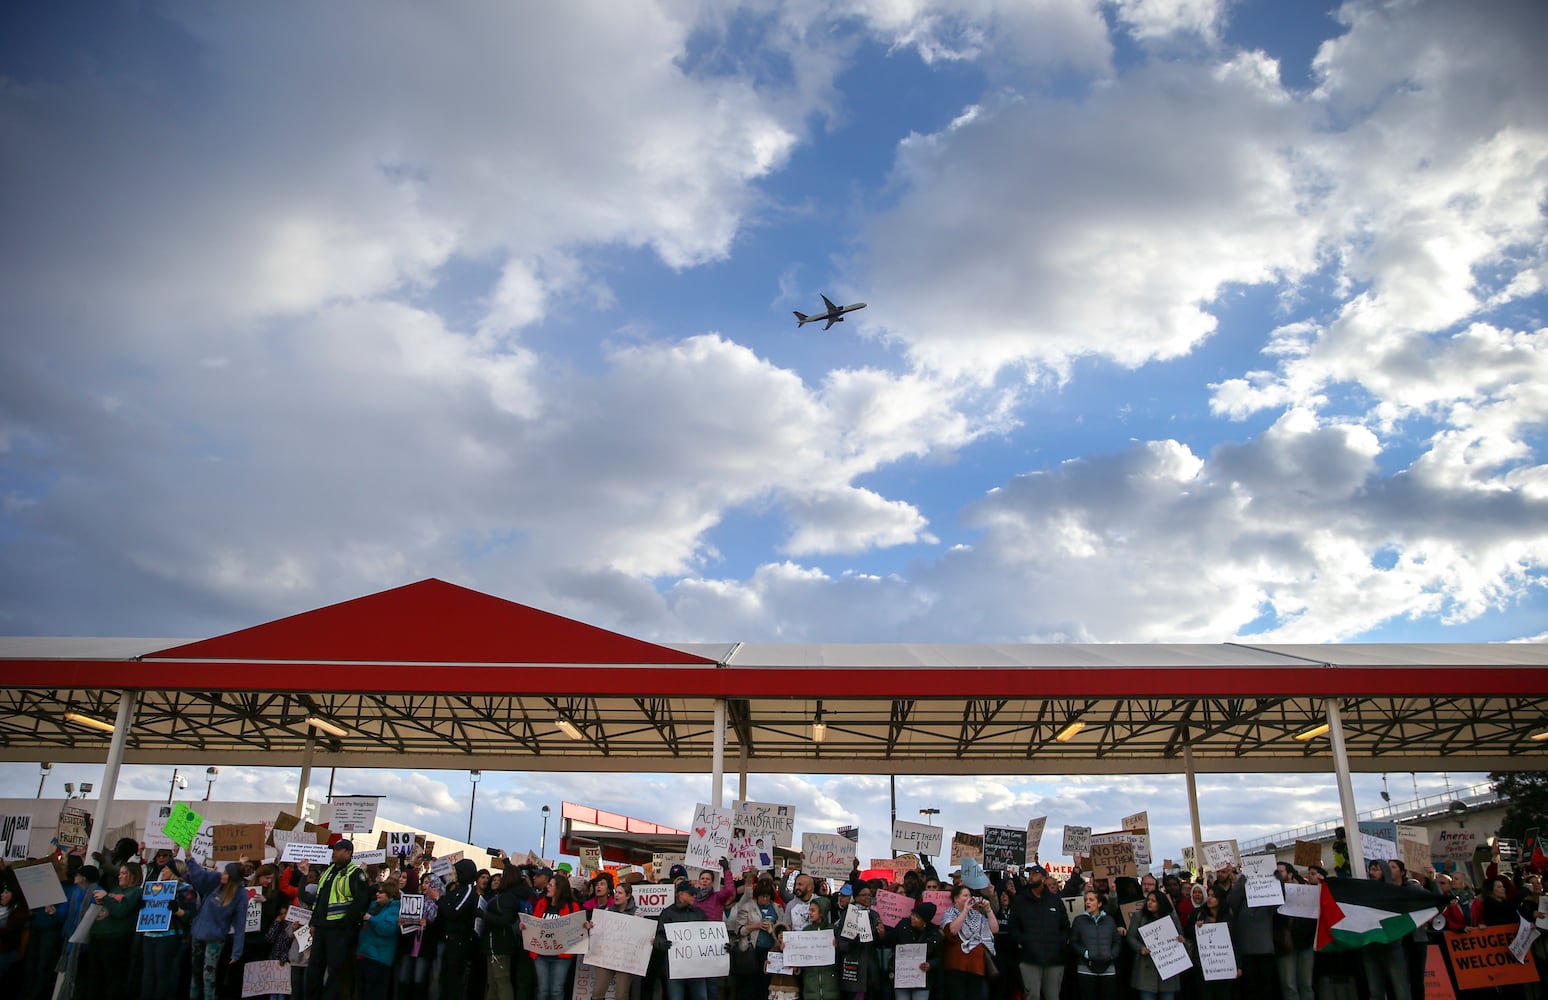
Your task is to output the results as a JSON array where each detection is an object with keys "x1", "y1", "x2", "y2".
[{"x1": 1315, "y1": 879, "x2": 1445, "y2": 951}]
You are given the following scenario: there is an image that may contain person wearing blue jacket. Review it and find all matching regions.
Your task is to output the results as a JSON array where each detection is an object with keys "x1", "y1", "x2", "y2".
[
  {"x1": 184, "y1": 858, "x2": 250, "y2": 1000},
  {"x1": 355, "y1": 882, "x2": 401, "y2": 998}
]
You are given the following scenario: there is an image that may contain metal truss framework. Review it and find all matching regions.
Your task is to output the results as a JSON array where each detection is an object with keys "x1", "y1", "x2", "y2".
[{"x1": 4, "y1": 687, "x2": 1544, "y2": 774}]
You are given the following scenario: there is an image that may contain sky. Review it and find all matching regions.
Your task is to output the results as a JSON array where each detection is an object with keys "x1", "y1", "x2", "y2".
[{"x1": 1, "y1": 0, "x2": 1544, "y2": 863}]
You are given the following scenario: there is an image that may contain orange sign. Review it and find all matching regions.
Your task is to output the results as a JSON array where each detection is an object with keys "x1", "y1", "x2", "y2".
[
  {"x1": 1422, "y1": 944, "x2": 1456, "y2": 1000},
  {"x1": 1443, "y1": 927, "x2": 1538, "y2": 990}
]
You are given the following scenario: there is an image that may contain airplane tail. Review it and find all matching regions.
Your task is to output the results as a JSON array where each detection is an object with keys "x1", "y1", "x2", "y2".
[{"x1": 793, "y1": 311, "x2": 810, "y2": 325}]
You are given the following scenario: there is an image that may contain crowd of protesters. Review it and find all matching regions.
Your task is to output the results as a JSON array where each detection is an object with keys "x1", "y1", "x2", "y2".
[{"x1": 0, "y1": 831, "x2": 1542, "y2": 1000}]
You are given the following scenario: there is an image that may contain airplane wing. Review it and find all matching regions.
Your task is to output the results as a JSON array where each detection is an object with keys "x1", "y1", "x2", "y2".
[
  {"x1": 821, "y1": 294, "x2": 839, "y2": 313},
  {"x1": 824, "y1": 316, "x2": 839, "y2": 330}
]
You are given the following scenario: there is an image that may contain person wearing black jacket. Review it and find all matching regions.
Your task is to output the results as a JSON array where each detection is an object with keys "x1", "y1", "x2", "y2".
[
  {"x1": 656, "y1": 880, "x2": 710, "y2": 1000},
  {"x1": 439, "y1": 859, "x2": 484, "y2": 1000},
  {"x1": 1008, "y1": 865, "x2": 1070, "y2": 1000},
  {"x1": 483, "y1": 871, "x2": 524, "y2": 1000},
  {"x1": 305, "y1": 839, "x2": 371, "y2": 1000},
  {"x1": 891, "y1": 900, "x2": 943, "y2": 1000}
]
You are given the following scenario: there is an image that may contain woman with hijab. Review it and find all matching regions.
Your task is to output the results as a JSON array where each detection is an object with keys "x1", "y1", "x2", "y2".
[
  {"x1": 1128, "y1": 890, "x2": 1185, "y2": 1000},
  {"x1": 942, "y1": 882, "x2": 998, "y2": 1000},
  {"x1": 184, "y1": 857, "x2": 250, "y2": 1000}
]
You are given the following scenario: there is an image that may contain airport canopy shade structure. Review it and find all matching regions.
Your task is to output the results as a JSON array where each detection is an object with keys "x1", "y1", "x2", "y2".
[{"x1": 3, "y1": 578, "x2": 1546, "y2": 872}]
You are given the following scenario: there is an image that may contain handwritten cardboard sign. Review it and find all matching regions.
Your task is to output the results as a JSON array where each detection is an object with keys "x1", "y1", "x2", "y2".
[
  {"x1": 781, "y1": 928, "x2": 835, "y2": 968},
  {"x1": 1293, "y1": 841, "x2": 1322, "y2": 869},
  {"x1": 685, "y1": 803, "x2": 734, "y2": 872},
  {"x1": 733, "y1": 800, "x2": 797, "y2": 849},
  {"x1": 1089, "y1": 841, "x2": 1136, "y2": 880},
  {"x1": 801, "y1": 832, "x2": 855, "y2": 880},
  {"x1": 1197, "y1": 922, "x2": 1237, "y2": 981},
  {"x1": 56, "y1": 804, "x2": 92, "y2": 848},
  {"x1": 521, "y1": 910, "x2": 589, "y2": 956},
  {"x1": 1062, "y1": 825, "x2": 1091, "y2": 858},
  {"x1": 665, "y1": 922, "x2": 729, "y2": 979},
  {"x1": 212, "y1": 823, "x2": 267, "y2": 862},
  {"x1": 891, "y1": 820, "x2": 942, "y2": 857},
  {"x1": 241, "y1": 960, "x2": 291, "y2": 997},
  {"x1": 585, "y1": 908, "x2": 655, "y2": 976},
  {"x1": 895, "y1": 943, "x2": 928, "y2": 988},
  {"x1": 951, "y1": 832, "x2": 983, "y2": 865},
  {"x1": 1026, "y1": 817, "x2": 1046, "y2": 856}
]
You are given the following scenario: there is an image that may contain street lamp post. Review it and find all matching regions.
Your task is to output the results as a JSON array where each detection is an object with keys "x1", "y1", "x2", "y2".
[
  {"x1": 167, "y1": 769, "x2": 187, "y2": 804},
  {"x1": 37, "y1": 763, "x2": 52, "y2": 798},
  {"x1": 468, "y1": 770, "x2": 482, "y2": 843},
  {"x1": 205, "y1": 766, "x2": 219, "y2": 801},
  {"x1": 540, "y1": 804, "x2": 551, "y2": 857}
]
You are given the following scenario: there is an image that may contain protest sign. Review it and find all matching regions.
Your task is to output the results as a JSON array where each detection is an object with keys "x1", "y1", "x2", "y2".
[
  {"x1": 782, "y1": 928, "x2": 836, "y2": 968},
  {"x1": 1063, "y1": 896, "x2": 1083, "y2": 923},
  {"x1": 241, "y1": 960, "x2": 291, "y2": 997},
  {"x1": 1026, "y1": 817, "x2": 1046, "y2": 856},
  {"x1": 1, "y1": 815, "x2": 33, "y2": 861},
  {"x1": 329, "y1": 796, "x2": 380, "y2": 833},
  {"x1": 243, "y1": 887, "x2": 262, "y2": 934},
  {"x1": 586, "y1": 908, "x2": 655, "y2": 976},
  {"x1": 212, "y1": 823, "x2": 267, "y2": 862},
  {"x1": 1403, "y1": 838, "x2": 1431, "y2": 876},
  {"x1": 727, "y1": 836, "x2": 761, "y2": 873},
  {"x1": 922, "y1": 890, "x2": 951, "y2": 925},
  {"x1": 522, "y1": 910, "x2": 590, "y2": 956},
  {"x1": 281, "y1": 842, "x2": 334, "y2": 864},
  {"x1": 12, "y1": 861, "x2": 67, "y2": 909},
  {"x1": 801, "y1": 832, "x2": 855, "y2": 880},
  {"x1": 187, "y1": 825, "x2": 216, "y2": 866},
  {"x1": 143, "y1": 804, "x2": 178, "y2": 852},
  {"x1": 1444, "y1": 925, "x2": 1540, "y2": 989},
  {"x1": 1203, "y1": 840, "x2": 1239, "y2": 871},
  {"x1": 873, "y1": 889, "x2": 914, "y2": 928},
  {"x1": 895, "y1": 943, "x2": 928, "y2": 989},
  {"x1": 1423, "y1": 943, "x2": 1456, "y2": 1000},
  {"x1": 1120, "y1": 899, "x2": 1144, "y2": 930},
  {"x1": 733, "y1": 800, "x2": 797, "y2": 849},
  {"x1": 431, "y1": 855, "x2": 454, "y2": 879},
  {"x1": 1089, "y1": 841, "x2": 1136, "y2": 880},
  {"x1": 838, "y1": 826, "x2": 859, "y2": 843},
  {"x1": 633, "y1": 884, "x2": 674, "y2": 919},
  {"x1": 1279, "y1": 882, "x2": 1320, "y2": 919},
  {"x1": 1245, "y1": 876, "x2": 1284, "y2": 908},
  {"x1": 666, "y1": 922, "x2": 729, "y2": 979},
  {"x1": 387, "y1": 830, "x2": 415, "y2": 857},
  {"x1": 580, "y1": 846, "x2": 603, "y2": 870},
  {"x1": 950, "y1": 832, "x2": 983, "y2": 865},
  {"x1": 1536, "y1": 895, "x2": 1547, "y2": 932},
  {"x1": 161, "y1": 803, "x2": 203, "y2": 850},
  {"x1": 1293, "y1": 841, "x2": 1323, "y2": 869},
  {"x1": 56, "y1": 804, "x2": 92, "y2": 848},
  {"x1": 1361, "y1": 832, "x2": 1398, "y2": 861},
  {"x1": 287, "y1": 903, "x2": 313, "y2": 926},
  {"x1": 354, "y1": 849, "x2": 387, "y2": 866},
  {"x1": 1431, "y1": 828, "x2": 1480, "y2": 861},
  {"x1": 136, "y1": 879, "x2": 178, "y2": 933},
  {"x1": 891, "y1": 820, "x2": 943, "y2": 857},
  {"x1": 764, "y1": 950, "x2": 786, "y2": 975},
  {"x1": 272, "y1": 827, "x2": 318, "y2": 852},
  {"x1": 983, "y1": 825, "x2": 1027, "y2": 870},
  {"x1": 572, "y1": 963, "x2": 616, "y2": 1000},
  {"x1": 685, "y1": 803, "x2": 735, "y2": 872},
  {"x1": 398, "y1": 894, "x2": 423, "y2": 933},
  {"x1": 1242, "y1": 854, "x2": 1276, "y2": 878},
  {"x1": 1197, "y1": 922, "x2": 1238, "y2": 981},
  {"x1": 1139, "y1": 916, "x2": 1193, "y2": 981},
  {"x1": 840, "y1": 902, "x2": 874, "y2": 942},
  {"x1": 1062, "y1": 825, "x2": 1091, "y2": 858},
  {"x1": 1507, "y1": 918, "x2": 1538, "y2": 965},
  {"x1": 1122, "y1": 811, "x2": 1149, "y2": 832}
]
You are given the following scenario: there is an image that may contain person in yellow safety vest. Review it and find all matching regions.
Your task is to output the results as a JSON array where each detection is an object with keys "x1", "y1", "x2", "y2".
[{"x1": 304, "y1": 839, "x2": 371, "y2": 1000}]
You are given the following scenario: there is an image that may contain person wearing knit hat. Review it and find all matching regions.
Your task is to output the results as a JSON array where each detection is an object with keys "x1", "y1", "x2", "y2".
[{"x1": 891, "y1": 900, "x2": 944, "y2": 1000}]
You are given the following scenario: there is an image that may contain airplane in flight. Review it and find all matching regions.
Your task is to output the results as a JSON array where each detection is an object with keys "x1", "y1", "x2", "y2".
[{"x1": 794, "y1": 294, "x2": 867, "y2": 330}]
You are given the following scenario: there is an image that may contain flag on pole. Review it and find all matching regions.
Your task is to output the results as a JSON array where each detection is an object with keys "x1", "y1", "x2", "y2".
[{"x1": 1315, "y1": 879, "x2": 1444, "y2": 952}]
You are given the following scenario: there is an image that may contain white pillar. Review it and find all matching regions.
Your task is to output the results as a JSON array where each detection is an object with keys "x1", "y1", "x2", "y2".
[
  {"x1": 712, "y1": 699, "x2": 726, "y2": 808},
  {"x1": 295, "y1": 729, "x2": 316, "y2": 817},
  {"x1": 1183, "y1": 735, "x2": 1205, "y2": 876},
  {"x1": 85, "y1": 691, "x2": 139, "y2": 861},
  {"x1": 1326, "y1": 698, "x2": 1363, "y2": 874},
  {"x1": 738, "y1": 745, "x2": 749, "y2": 802}
]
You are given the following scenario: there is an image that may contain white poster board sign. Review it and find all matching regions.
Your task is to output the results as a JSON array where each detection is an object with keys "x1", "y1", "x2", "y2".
[
  {"x1": 733, "y1": 801, "x2": 797, "y2": 849},
  {"x1": 685, "y1": 803, "x2": 735, "y2": 872},
  {"x1": 521, "y1": 910, "x2": 590, "y2": 955},
  {"x1": 1026, "y1": 817, "x2": 1046, "y2": 856},
  {"x1": 12, "y1": 862, "x2": 67, "y2": 909},
  {"x1": 1197, "y1": 923, "x2": 1238, "y2": 981},
  {"x1": 585, "y1": 908, "x2": 655, "y2": 977},
  {"x1": 0, "y1": 814, "x2": 32, "y2": 860},
  {"x1": 1279, "y1": 883, "x2": 1321, "y2": 919},
  {"x1": 1361, "y1": 833, "x2": 1398, "y2": 861},
  {"x1": 666, "y1": 922, "x2": 730, "y2": 979},
  {"x1": 1139, "y1": 916, "x2": 1193, "y2": 981},
  {"x1": 281, "y1": 842, "x2": 334, "y2": 864},
  {"x1": 801, "y1": 833, "x2": 856, "y2": 880},
  {"x1": 144, "y1": 804, "x2": 177, "y2": 852},
  {"x1": 891, "y1": 820, "x2": 943, "y2": 858},
  {"x1": 633, "y1": 884, "x2": 674, "y2": 919},
  {"x1": 387, "y1": 831, "x2": 415, "y2": 857},
  {"x1": 781, "y1": 928, "x2": 836, "y2": 968},
  {"x1": 840, "y1": 903, "x2": 874, "y2": 942},
  {"x1": 354, "y1": 849, "x2": 387, "y2": 866},
  {"x1": 329, "y1": 796, "x2": 380, "y2": 834},
  {"x1": 1508, "y1": 918, "x2": 1539, "y2": 964},
  {"x1": 242, "y1": 960, "x2": 291, "y2": 997},
  {"x1": 1241, "y1": 855, "x2": 1276, "y2": 878},
  {"x1": 895, "y1": 942, "x2": 928, "y2": 988},
  {"x1": 1245, "y1": 876, "x2": 1284, "y2": 908},
  {"x1": 1203, "y1": 841, "x2": 1239, "y2": 871},
  {"x1": 1062, "y1": 825, "x2": 1091, "y2": 858}
]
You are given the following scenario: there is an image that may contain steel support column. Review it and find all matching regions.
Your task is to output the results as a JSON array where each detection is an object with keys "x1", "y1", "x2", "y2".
[
  {"x1": 1327, "y1": 698, "x2": 1363, "y2": 874},
  {"x1": 1183, "y1": 733, "x2": 1205, "y2": 876},
  {"x1": 712, "y1": 699, "x2": 726, "y2": 808},
  {"x1": 85, "y1": 691, "x2": 139, "y2": 861},
  {"x1": 295, "y1": 729, "x2": 316, "y2": 817}
]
